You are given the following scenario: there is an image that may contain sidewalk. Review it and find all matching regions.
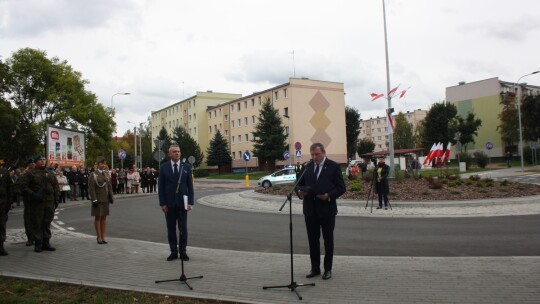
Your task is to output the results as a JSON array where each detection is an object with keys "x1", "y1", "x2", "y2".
[{"x1": 2, "y1": 167, "x2": 540, "y2": 303}]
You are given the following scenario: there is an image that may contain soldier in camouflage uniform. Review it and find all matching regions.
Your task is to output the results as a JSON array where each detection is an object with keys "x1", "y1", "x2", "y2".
[
  {"x1": 0, "y1": 164, "x2": 14, "y2": 256},
  {"x1": 22, "y1": 155, "x2": 60, "y2": 253},
  {"x1": 17, "y1": 159, "x2": 36, "y2": 246}
]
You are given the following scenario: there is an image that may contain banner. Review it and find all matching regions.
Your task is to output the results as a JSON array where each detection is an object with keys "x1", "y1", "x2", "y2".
[{"x1": 46, "y1": 125, "x2": 86, "y2": 167}]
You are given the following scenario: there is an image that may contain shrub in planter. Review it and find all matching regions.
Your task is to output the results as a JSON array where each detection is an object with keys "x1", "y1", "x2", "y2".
[
  {"x1": 349, "y1": 180, "x2": 362, "y2": 192},
  {"x1": 473, "y1": 151, "x2": 489, "y2": 168}
]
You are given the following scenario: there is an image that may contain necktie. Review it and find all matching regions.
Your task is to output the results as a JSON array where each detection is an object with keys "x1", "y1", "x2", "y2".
[
  {"x1": 315, "y1": 163, "x2": 320, "y2": 179},
  {"x1": 174, "y1": 163, "x2": 178, "y2": 175}
]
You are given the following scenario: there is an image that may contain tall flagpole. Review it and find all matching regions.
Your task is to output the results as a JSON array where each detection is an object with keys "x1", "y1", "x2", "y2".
[{"x1": 382, "y1": 0, "x2": 395, "y2": 177}]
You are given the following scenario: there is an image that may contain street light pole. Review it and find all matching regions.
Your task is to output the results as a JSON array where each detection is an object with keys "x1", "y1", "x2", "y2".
[
  {"x1": 382, "y1": 0, "x2": 395, "y2": 177},
  {"x1": 139, "y1": 122, "x2": 144, "y2": 169},
  {"x1": 128, "y1": 121, "x2": 137, "y2": 169},
  {"x1": 110, "y1": 92, "x2": 130, "y2": 168},
  {"x1": 284, "y1": 114, "x2": 291, "y2": 167},
  {"x1": 515, "y1": 71, "x2": 539, "y2": 172}
]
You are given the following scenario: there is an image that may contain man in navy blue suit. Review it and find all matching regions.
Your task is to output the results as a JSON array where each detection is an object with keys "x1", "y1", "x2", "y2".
[
  {"x1": 158, "y1": 145, "x2": 194, "y2": 261},
  {"x1": 296, "y1": 143, "x2": 345, "y2": 280}
]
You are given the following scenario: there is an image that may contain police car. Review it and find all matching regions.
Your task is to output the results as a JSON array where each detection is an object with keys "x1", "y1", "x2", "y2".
[{"x1": 257, "y1": 168, "x2": 297, "y2": 188}]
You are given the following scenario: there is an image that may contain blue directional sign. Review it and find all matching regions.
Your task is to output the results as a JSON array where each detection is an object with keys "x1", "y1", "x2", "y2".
[
  {"x1": 283, "y1": 150, "x2": 290, "y2": 160},
  {"x1": 485, "y1": 141, "x2": 493, "y2": 150},
  {"x1": 118, "y1": 149, "x2": 126, "y2": 159},
  {"x1": 243, "y1": 151, "x2": 251, "y2": 161}
]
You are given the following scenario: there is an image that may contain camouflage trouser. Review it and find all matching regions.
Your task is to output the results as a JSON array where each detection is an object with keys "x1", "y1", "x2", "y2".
[
  {"x1": 27, "y1": 201, "x2": 55, "y2": 242},
  {"x1": 0, "y1": 201, "x2": 9, "y2": 243}
]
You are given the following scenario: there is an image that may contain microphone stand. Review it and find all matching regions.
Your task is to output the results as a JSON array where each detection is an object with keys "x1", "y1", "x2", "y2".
[{"x1": 263, "y1": 162, "x2": 315, "y2": 300}]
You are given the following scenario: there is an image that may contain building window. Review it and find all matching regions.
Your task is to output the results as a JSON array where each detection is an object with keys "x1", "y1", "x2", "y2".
[
  {"x1": 284, "y1": 88, "x2": 288, "y2": 98},
  {"x1": 377, "y1": 119, "x2": 380, "y2": 124},
  {"x1": 219, "y1": 123, "x2": 222, "y2": 130},
  {"x1": 213, "y1": 110, "x2": 216, "y2": 118},
  {"x1": 232, "y1": 120, "x2": 235, "y2": 128},
  {"x1": 232, "y1": 152, "x2": 236, "y2": 159},
  {"x1": 238, "y1": 135, "x2": 242, "y2": 143},
  {"x1": 252, "y1": 115, "x2": 256, "y2": 124},
  {"x1": 244, "y1": 100, "x2": 247, "y2": 109},
  {"x1": 251, "y1": 99, "x2": 255, "y2": 107},
  {"x1": 225, "y1": 130, "x2": 229, "y2": 136},
  {"x1": 238, "y1": 119, "x2": 241, "y2": 127},
  {"x1": 237, "y1": 103, "x2": 241, "y2": 111},
  {"x1": 244, "y1": 117, "x2": 248, "y2": 125},
  {"x1": 274, "y1": 91, "x2": 279, "y2": 100},
  {"x1": 284, "y1": 107, "x2": 289, "y2": 117},
  {"x1": 245, "y1": 134, "x2": 249, "y2": 142},
  {"x1": 193, "y1": 113, "x2": 196, "y2": 120},
  {"x1": 189, "y1": 115, "x2": 192, "y2": 122},
  {"x1": 232, "y1": 137, "x2": 235, "y2": 144},
  {"x1": 214, "y1": 125, "x2": 217, "y2": 132},
  {"x1": 285, "y1": 126, "x2": 289, "y2": 135},
  {"x1": 209, "y1": 126, "x2": 212, "y2": 133},
  {"x1": 208, "y1": 112, "x2": 212, "y2": 119},
  {"x1": 251, "y1": 134, "x2": 255, "y2": 141},
  {"x1": 258, "y1": 96, "x2": 262, "y2": 105},
  {"x1": 231, "y1": 104, "x2": 234, "y2": 112},
  {"x1": 238, "y1": 151, "x2": 242, "y2": 158},
  {"x1": 219, "y1": 108, "x2": 221, "y2": 116},
  {"x1": 225, "y1": 114, "x2": 228, "y2": 121}
]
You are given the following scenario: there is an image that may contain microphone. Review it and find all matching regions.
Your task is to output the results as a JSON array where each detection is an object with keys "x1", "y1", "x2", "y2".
[{"x1": 303, "y1": 159, "x2": 312, "y2": 166}]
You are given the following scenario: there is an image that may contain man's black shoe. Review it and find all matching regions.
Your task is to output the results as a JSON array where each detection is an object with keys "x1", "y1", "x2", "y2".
[
  {"x1": 34, "y1": 243, "x2": 43, "y2": 253},
  {"x1": 166, "y1": 252, "x2": 178, "y2": 261},
  {"x1": 322, "y1": 270, "x2": 332, "y2": 280},
  {"x1": 376, "y1": 206, "x2": 382, "y2": 209},
  {"x1": 42, "y1": 242, "x2": 56, "y2": 251},
  {"x1": 25, "y1": 240, "x2": 34, "y2": 246},
  {"x1": 384, "y1": 207, "x2": 388, "y2": 210},
  {"x1": 180, "y1": 252, "x2": 189, "y2": 261},
  {"x1": 306, "y1": 269, "x2": 321, "y2": 278}
]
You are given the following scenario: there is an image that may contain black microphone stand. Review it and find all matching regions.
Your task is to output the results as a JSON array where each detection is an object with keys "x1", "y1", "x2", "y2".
[{"x1": 263, "y1": 163, "x2": 315, "y2": 300}]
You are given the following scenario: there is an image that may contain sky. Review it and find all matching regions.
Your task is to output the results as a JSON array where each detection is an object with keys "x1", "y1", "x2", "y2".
[{"x1": 1, "y1": 0, "x2": 539, "y2": 137}]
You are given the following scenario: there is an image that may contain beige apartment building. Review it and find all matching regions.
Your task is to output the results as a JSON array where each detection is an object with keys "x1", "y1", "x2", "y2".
[
  {"x1": 207, "y1": 77, "x2": 348, "y2": 170},
  {"x1": 359, "y1": 109, "x2": 427, "y2": 151},
  {"x1": 150, "y1": 91, "x2": 242, "y2": 161}
]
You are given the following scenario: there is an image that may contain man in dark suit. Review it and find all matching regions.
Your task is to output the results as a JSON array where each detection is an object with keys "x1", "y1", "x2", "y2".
[
  {"x1": 158, "y1": 145, "x2": 194, "y2": 262},
  {"x1": 296, "y1": 143, "x2": 345, "y2": 280}
]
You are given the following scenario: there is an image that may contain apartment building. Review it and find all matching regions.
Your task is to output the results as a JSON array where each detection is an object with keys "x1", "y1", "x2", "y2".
[
  {"x1": 446, "y1": 77, "x2": 540, "y2": 158},
  {"x1": 207, "y1": 77, "x2": 347, "y2": 170},
  {"x1": 359, "y1": 109, "x2": 427, "y2": 150},
  {"x1": 150, "y1": 91, "x2": 242, "y2": 161}
]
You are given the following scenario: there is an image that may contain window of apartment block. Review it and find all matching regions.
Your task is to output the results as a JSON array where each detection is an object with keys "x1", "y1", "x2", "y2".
[
  {"x1": 258, "y1": 96, "x2": 262, "y2": 105},
  {"x1": 378, "y1": 136, "x2": 381, "y2": 140},
  {"x1": 251, "y1": 99, "x2": 255, "y2": 107},
  {"x1": 189, "y1": 115, "x2": 192, "y2": 122},
  {"x1": 244, "y1": 100, "x2": 247, "y2": 109},
  {"x1": 237, "y1": 103, "x2": 241, "y2": 111},
  {"x1": 225, "y1": 114, "x2": 228, "y2": 121},
  {"x1": 184, "y1": 110, "x2": 187, "y2": 116},
  {"x1": 377, "y1": 119, "x2": 380, "y2": 124},
  {"x1": 219, "y1": 108, "x2": 221, "y2": 116},
  {"x1": 214, "y1": 125, "x2": 217, "y2": 132},
  {"x1": 232, "y1": 152, "x2": 236, "y2": 159},
  {"x1": 219, "y1": 123, "x2": 222, "y2": 130},
  {"x1": 209, "y1": 126, "x2": 212, "y2": 133},
  {"x1": 189, "y1": 128, "x2": 191, "y2": 134},
  {"x1": 245, "y1": 134, "x2": 248, "y2": 142},
  {"x1": 208, "y1": 112, "x2": 212, "y2": 119},
  {"x1": 213, "y1": 110, "x2": 216, "y2": 118},
  {"x1": 385, "y1": 135, "x2": 388, "y2": 139},
  {"x1": 285, "y1": 126, "x2": 289, "y2": 135},
  {"x1": 252, "y1": 115, "x2": 256, "y2": 124},
  {"x1": 274, "y1": 91, "x2": 279, "y2": 100},
  {"x1": 232, "y1": 120, "x2": 235, "y2": 128},
  {"x1": 193, "y1": 113, "x2": 196, "y2": 120},
  {"x1": 238, "y1": 135, "x2": 242, "y2": 143},
  {"x1": 194, "y1": 127, "x2": 197, "y2": 134},
  {"x1": 225, "y1": 130, "x2": 229, "y2": 136},
  {"x1": 284, "y1": 107, "x2": 289, "y2": 117},
  {"x1": 232, "y1": 137, "x2": 235, "y2": 144},
  {"x1": 284, "y1": 88, "x2": 288, "y2": 98},
  {"x1": 378, "y1": 144, "x2": 382, "y2": 148},
  {"x1": 237, "y1": 118, "x2": 241, "y2": 127},
  {"x1": 231, "y1": 104, "x2": 234, "y2": 112},
  {"x1": 244, "y1": 117, "x2": 248, "y2": 125}
]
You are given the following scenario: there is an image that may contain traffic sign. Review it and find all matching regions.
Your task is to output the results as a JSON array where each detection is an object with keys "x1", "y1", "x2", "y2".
[
  {"x1": 296, "y1": 150, "x2": 302, "y2": 157},
  {"x1": 153, "y1": 150, "x2": 165, "y2": 162},
  {"x1": 188, "y1": 156, "x2": 196, "y2": 165},
  {"x1": 283, "y1": 151, "x2": 290, "y2": 160},
  {"x1": 154, "y1": 139, "x2": 164, "y2": 149},
  {"x1": 295, "y1": 141, "x2": 302, "y2": 151},
  {"x1": 118, "y1": 149, "x2": 126, "y2": 159},
  {"x1": 485, "y1": 141, "x2": 493, "y2": 150},
  {"x1": 243, "y1": 151, "x2": 251, "y2": 161}
]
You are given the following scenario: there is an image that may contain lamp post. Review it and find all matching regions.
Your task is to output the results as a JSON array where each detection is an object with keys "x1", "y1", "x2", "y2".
[
  {"x1": 110, "y1": 92, "x2": 130, "y2": 168},
  {"x1": 127, "y1": 121, "x2": 137, "y2": 169},
  {"x1": 515, "y1": 71, "x2": 539, "y2": 172},
  {"x1": 382, "y1": 0, "x2": 395, "y2": 177},
  {"x1": 284, "y1": 114, "x2": 291, "y2": 167},
  {"x1": 139, "y1": 122, "x2": 145, "y2": 169}
]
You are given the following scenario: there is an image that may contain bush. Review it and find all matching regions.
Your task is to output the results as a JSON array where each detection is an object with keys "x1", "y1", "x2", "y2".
[
  {"x1": 349, "y1": 180, "x2": 362, "y2": 192},
  {"x1": 193, "y1": 169, "x2": 210, "y2": 177},
  {"x1": 457, "y1": 151, "x2": 472, "y2": 170},
  {"x1": 465, "y1": 179, "x2": 473, "y2": 186},
  {"x1": 501, "y1": 179, "x2": 510, "y2": 186},
  {"x1": 447, "y1": 180, "x2": 459, "y2": 187},
  {"x1": 469, "y1": 174, "x2": 481, "y2": 181},
  {"x1": 473, "y1": 151, "x2": 489, "y2": 168},
  {"x1": 428, "y1": 179, "x2": 443, "y2": 189},
  {"x1": 523, "y1": 146, "x2": 539, "y2": 165},
  {"x1": 476, "y1": 180, "x2": 485, "y2": 188}
]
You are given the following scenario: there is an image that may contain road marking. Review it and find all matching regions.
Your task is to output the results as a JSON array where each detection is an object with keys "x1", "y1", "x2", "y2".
[
  {"x1": 56, "y1": 221, "x2": 64, "y2": 225},
  {"x1": 67, "y1": 227, "x2": 75, "y2": 231}
]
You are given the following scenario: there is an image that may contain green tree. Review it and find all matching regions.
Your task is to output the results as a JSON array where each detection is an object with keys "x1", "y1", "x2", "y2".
[
  {"x1": 171, "y1": 126, "x2": 204, "y2": 167},
  {"x1": 521, "y1": 94, "x2": 540, "y2": 141},
  {"x1": 206, "y1": 130, "x2": 232, "y2": 174},
  {"x1": 3, "y1": 48, "x2": 115, "y2": 161},
  {"x1": 345, "y1": 106, "x2": 361, "y2": 159},
  {"x1": 153, "y1": 127, "x2": 172, "y2": 163},
  {"x1": 357, "y1": 138, "x2": 376, "y2": 157},
  {"x1": 497, "y1": 92, "x2": 518, "y2": 149},
  {"x1": 251, "y1": 98, "x2": 287, "y2": 172},
  {"x1": 420, "y1": 102, "x2": 457, "y2": 149},
  {"x1": 454, "y1": 112, "x2": 482, "y2": 150},
  {"x1": 393, "y1": 112, "x2": 414, "y2": 149}
]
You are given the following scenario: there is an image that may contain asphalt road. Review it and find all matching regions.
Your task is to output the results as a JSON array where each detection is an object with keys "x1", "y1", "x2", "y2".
[{"x1": 8, "y1": 188, "x2": 540, "y2": 257}]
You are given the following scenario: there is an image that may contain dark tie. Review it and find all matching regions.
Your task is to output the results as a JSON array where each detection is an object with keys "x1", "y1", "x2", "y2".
[
  {"x1": 174, "y1": 163, "x2": 178, "y2": 175},
  {"x1": 315, "y1": 163, "x2": 320, "y2": 179}
]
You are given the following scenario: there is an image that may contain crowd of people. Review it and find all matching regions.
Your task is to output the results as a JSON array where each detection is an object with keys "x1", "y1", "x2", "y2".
[{"x1": 0, "y1": 157, "x2": 162, "y2": 256}]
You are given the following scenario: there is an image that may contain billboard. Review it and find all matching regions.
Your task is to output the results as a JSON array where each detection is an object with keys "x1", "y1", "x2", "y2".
[{"x1": 46, "y1": 125, "x2": 86, "y2": 167}]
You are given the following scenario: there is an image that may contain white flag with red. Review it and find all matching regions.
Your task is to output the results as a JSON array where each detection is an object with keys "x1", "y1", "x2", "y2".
[
  {"x1": 370, "y1": 92, "x2": 384, "y2": 101},
  {"x1": 388, "y1": 85, "x2": 400, "y2": 98},
  {"x1": 399, "y1": 86, "x2": 411, "y2": 98},
  {"x1": 442, "y1": 142, "x2": 452, "y2": 163},
  {"x1": 387, "y1": 109, "x2": 394, "y2": 135},
  {"x1": 423, "y1": 143, "x2": 437, "y2": 165}
]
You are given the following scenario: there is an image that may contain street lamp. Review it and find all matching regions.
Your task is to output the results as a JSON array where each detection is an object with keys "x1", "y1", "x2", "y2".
[
  {"x1": 284, "y1": 114, "x2": 291, "y2": 167},
  {"x1": 110, "y1": 92, "x2": 130, "y2": 108},
  {"x1": 110, "y1": 92, "x2": 130, "y2": 168},
  {"x1": 515, "y1": 71, "x2": 539, "y2": 172},
  {"x1": 127, "y1": 121, "x2": 138, "y2": 169}
]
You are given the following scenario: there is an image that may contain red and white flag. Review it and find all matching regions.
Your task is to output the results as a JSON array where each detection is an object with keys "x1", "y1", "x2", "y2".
[
  {"x1": 399, "y1": 86, "x2": 411, "y2": 98},
  {"x1": 423, "y1": 143, "x2": 437, "y2": 165},
  {"x1": 387, "y1": 109, "x2": 394, "y2": 135},
  {"x1": 370, "y1": 92, "x2": 384, "y2": 101},
  {"x1": 388, "y1": 85, "x2": 400, "y2": 98},
  {"x1": 442, "y1": 142, "x2": 452, "y2": 163}
]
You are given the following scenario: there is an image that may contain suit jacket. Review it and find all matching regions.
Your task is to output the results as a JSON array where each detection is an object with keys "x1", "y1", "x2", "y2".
[
  {"x1": 296, "y1": 158, "x2": 346, "y2": 217},
  {"x1": 158, "y1": 161, "x2": 194, "y2": 208}
]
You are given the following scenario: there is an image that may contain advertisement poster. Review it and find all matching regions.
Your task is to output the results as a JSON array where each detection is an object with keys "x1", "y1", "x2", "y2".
[{"x1": 46, "y1": 125, "x2": 86, "y2": 167}]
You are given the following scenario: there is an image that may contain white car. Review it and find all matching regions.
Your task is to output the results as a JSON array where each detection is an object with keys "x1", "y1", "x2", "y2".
[{"x1": 258, "y1": 168, "x2": 297, "y2": 188}]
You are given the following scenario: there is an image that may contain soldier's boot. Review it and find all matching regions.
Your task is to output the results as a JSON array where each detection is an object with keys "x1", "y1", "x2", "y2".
[
  {"x1": 0, "y1": 243, "x2": 8, "y2": 256},
  {"x1": 42, "y1": 239, "x2": 56, "y2": 251},
  {"x1": 25, "y1": 237, "x2": 34, "y2": 246},
  {"x1": 34, "y1": 241, "x2": 43, "y2": 253}
]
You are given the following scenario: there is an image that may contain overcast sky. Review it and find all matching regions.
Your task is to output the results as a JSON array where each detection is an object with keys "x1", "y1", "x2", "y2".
[{"x1": 1, "y1": 0, "x2": 539, "y2": 136}]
